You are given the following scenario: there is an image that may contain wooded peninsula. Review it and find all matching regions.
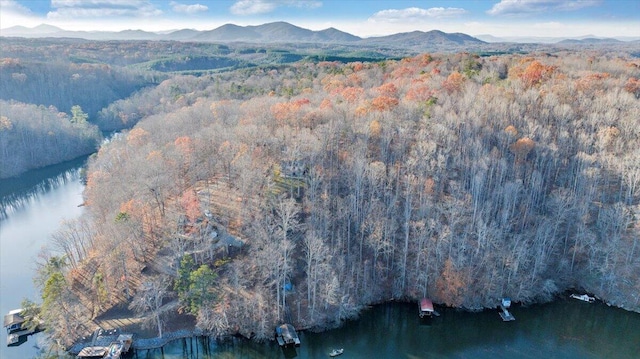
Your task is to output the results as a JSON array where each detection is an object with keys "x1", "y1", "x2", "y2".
[{"x1": 1, "y1": 37, "x2": 639, "y2": 353}]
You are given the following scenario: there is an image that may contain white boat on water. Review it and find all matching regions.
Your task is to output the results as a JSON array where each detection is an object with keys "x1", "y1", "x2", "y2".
[
  {"x1": 329, "y1": 348, "x2": 344, "y2": 357},
  {"x1": 570, "y1": 294, "x2": 595, "y2": 303}
]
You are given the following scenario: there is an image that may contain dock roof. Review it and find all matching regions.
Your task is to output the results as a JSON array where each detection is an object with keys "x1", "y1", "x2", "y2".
[
  {"x1": 420, "y1": 298, "x2": 434, "y2": 312},
  {"x1": 4, "y1": 313, "x2": 25, "y2": 327}
]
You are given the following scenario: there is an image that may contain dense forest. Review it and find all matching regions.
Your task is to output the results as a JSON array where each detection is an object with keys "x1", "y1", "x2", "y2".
[
  {"x1": 0, "y1": 57, "x2": 152, "y2": 119},
  {"x1": 0, "y1": 37, "x2": 409, "y2": 178},
  {"x1": 30, "y1": 48, "x2": 640, "y2": 350},
  {"x1": 0, "y1": 100, "x2": 101, "y2": 178}
]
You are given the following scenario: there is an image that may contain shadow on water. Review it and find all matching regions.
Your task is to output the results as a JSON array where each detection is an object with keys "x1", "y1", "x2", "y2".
[
  {"x1": 0, "y1": 156, "x2": 88, "y2": 220},
  {"x1": 135, "y1": 301, "x2": 640, "y2": 359}
]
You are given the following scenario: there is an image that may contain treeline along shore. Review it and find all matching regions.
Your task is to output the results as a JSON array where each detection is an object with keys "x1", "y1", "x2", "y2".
[{"x1": 3, "y1": 40, "x2": 639, "y2": 353}]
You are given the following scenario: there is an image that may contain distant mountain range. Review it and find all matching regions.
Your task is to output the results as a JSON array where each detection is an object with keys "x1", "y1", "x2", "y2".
[
  {"x1": 475, "y1": 34, "x2": 639, "y2": 44},
  {"x1": 188, "y1": 22, "x2": 363, "y2": 43},
  {"x1": 2, "y1": 22, "x2": 637, "y2": 47},
  {"x1": 0, "y1": 21, "x2": 485, "y2": 49}
]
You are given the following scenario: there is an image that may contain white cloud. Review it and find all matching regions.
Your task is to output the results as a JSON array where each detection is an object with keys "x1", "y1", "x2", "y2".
[
  {"x1": 230, "y1": 0, "x2": 322, "y2": 16},
  {"x1": 0, "y1": 0, "x2": 33, "y2": 15},
  {"x1": 369, "y1": 7, "x2": 467, "y2": 22},
  {"x1": 487, "y1": 0, "x2": 601, "y2": 16},
  {"x1": 47, "y1": 0, "x2": 162, "y2": 19},
  {"x1": 170, "y1": 1, "x2": 208, "y2": 14},
  {"x1": 0, "y1": 0, "x2": 41, "y2": 29},
  {"x1": 231, "y1": 0, "x2": 276, "y2": 15}
]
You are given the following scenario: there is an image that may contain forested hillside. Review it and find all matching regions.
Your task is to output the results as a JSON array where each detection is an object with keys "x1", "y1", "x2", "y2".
[
  {"x1": 37, "y1": 51, "x2": 640, "y2": 347},
  {"x1": 0, "y1": 100, "x2": 101, "y2": 178},
  {"x1": 0, "y1": 57, "x2": 153, "y2": 123},
  {"x1": 0, "y1": 37, "x2": 408, "y2": 178}
]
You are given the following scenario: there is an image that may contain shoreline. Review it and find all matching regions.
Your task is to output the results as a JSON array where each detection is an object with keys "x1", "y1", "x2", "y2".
[
  {"x1": 69, "y1": 328, "x2": 203, "y2": 355},
  {"x1": 68, "y1": 294, "x2": 640, "y2": 355}
]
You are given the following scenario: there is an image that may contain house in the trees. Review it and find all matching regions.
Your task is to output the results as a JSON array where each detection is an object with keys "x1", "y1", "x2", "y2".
[{"x1": 280, "y1": 160, "x2": 307, "y2": 179}]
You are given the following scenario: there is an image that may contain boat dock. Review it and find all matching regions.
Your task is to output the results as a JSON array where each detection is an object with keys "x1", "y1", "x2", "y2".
[
  {"x1": 77, "y1": 346, "x2": 108, "y2": 358},
  {"x1": 499, "y1": 297, "x2": 515, "y2": 322},
  {"x1": 570, "y1": 293, "x2": 595, "y2": 303},
  {"x1": 4, "y1": 309, "x2": 44, "y2": 347},
  {"x1": 76, "y1": 330, "x2": 133, "y2": 358},
  {"x1": 275, "y1": 323, "x2": 300, "y2": 347},
  {"x1": 418, "y1": 298, "x2": 440, "y2": 318},
  {"x1": 103, "y1": 334, "x2": 133, "y2": 359}
]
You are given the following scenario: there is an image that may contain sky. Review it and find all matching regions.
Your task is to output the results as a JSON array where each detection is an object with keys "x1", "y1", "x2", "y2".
[{"x1": 0, "y1": 0, "x2": 639, "y2": 38}]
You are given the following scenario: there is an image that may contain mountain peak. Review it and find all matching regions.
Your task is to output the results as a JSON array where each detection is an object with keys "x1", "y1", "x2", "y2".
[
  {"x1": 32, "y1": 24, "x2": 63, "y2": 33},
  {"x1": 1, "y1": 21, "x2": 485, "y2": 47}
]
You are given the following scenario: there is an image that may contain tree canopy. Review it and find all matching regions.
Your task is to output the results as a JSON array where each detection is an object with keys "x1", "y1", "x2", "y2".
[{"x1": 35, "y1": 49, "x2": 640, "y2": 347}]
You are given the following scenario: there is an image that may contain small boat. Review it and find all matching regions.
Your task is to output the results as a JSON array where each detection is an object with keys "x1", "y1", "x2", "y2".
[
  {"x1": 329, "y1": 348, "x2": 344, "y2": 357},
  {"x1": 570, "y1": 294, "x2": 595, "y2": 303}
]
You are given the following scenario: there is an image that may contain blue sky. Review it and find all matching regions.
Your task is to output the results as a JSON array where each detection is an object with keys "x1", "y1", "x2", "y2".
[{"x1": 1, "y1": 0, "x2": 638, "y2": 38}]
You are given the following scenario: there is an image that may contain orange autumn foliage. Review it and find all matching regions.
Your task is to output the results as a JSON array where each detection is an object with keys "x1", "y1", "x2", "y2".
[
  {"x1": 375, "y1": 83, "x2": 398, "y2": 97},
  {"x1": 519, "y1": 61, "x2": 556, "y2": 87},
  {"x1": 624, "y1": 77, "x2": 640, "y2": 98},
  {"x1": 351, "y1": 62, "x2": 365, "y2": 72},
  {"x1": 436, "y1": 258, "x2": 467, "y2": 307},
  {"x1": 417, "y1": 53, "x2": 433, "y2": 66},
  {"x1": 347, "y1": 73, "x2": 362, "y2": 86},
  {"x1": 319, "y1": 98, "x2": 333, "y2": 109},
  {"x1": 575, "y1": 72, "x2": 610, "y2": 93},
  {"x1": 354, "y1": 104, "x2": 369, "y2": 117},
  {"x1": 120, "y1": 199, "x2": 143, "y2": 219},
  {"x1": 271, "y1": 98, "x2": 311, "y2": 121},
  {"x1": 321, "y1": 76, "x2": 345, "y2": 93},
  {"x1": 146, "y1": 150, "x2": 163, "y2": 162},
  {"x1": 405, "y1": 84, "x2": 434, "y2": 102},
  {"x1": 391, "y1": 66, "x2": 416, "y2": 79},
  {"x1": 341, "y1": 86, "x2": 364, "y2": 103},
  {"x1": 181, "y1": 190, "x2": 201, "y2": 223},
  {"x1": 441, "y1": 71, "x2": 465, "y2": 93},
  {"x1": 510, "y1": 137, "x2": 535, "y2": 159},
  {"x1": 174, "y1": 136, "x2": 194, "y2": 157},
  {"x1": 126, "y1": 127, "x2": 149, "y2": 146},
  {"x1": 504, "y1": 125, "x2": 518, "y2": 137},
  {"x1": 371, "y1": 96, "x2": 399, "y2": 112}
]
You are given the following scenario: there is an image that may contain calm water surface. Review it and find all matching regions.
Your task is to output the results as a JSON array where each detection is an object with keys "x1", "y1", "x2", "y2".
[
  {"x1": 1, "y1": 159, "x2": 86, "y2": 359},
  {"x1": 139, "y1": 301, "x2": 640, "y2": 359},
  {"x1": 1, "y1": 160, "x2": 639, "y2": 359}
]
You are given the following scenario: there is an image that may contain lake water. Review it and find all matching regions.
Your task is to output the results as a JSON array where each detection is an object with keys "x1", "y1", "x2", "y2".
[
  {"x1": 139, "y1": 301, "x2": 640, "y2": 359},
  {"x1": 0, "y1": 159, "x2": 86, "y2": 359},
  {"x1": 1, "y1": 160, "x2": 639, "y2": 359}
]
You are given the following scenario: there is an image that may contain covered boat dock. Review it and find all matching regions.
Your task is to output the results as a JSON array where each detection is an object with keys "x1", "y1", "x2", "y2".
[
  {"x1": 419, "y1": 298, "x2": 440, "y2": 318},
  {"x1": 275, "y1": 323, "x2": 300, "y2": 347},
  {"x1": 4, "y1": 309, "x2": 43, "y2": 346}
]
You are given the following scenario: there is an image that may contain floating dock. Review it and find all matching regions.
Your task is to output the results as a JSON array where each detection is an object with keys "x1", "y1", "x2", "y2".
[
  {"x1": 499, "y1": 307, "x2": 515, "y2": 321},
  {"x1": 103, "y1": 334, "x2": 133, "y2": 359},
  {"x1": 77, "y1": 346, "x2": 108, "y2": 358},
  {"x1": 77, "y1": 332, "x2": 133, "y2": 359},
  {"x1": 570, "y1": 294, "x2": 595, "y2": 303},
  {"x1": 499, "y1": 297, "x2": 515, "y2": 322}
]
